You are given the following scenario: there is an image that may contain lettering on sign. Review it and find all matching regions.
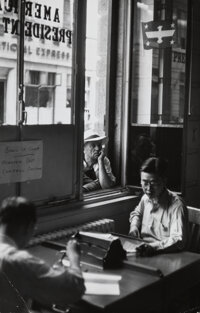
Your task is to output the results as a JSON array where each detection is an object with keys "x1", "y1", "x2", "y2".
[
  {"x1": 0, "y1": 41, "x2": 71, "y2": 61},
  {"x1": 0, "y1": 1, "x2": 72, "y2": 44},
  {"x1": 173, "y1": 51, "x2": 186, "y2": 64},
  {"x1": 0, "y1": 141, "x2": 43, "y2": 184}
]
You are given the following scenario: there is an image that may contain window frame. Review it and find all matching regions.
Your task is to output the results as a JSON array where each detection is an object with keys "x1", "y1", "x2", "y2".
[
  {"x1": 0, "y1": 0, "x2": 133, "y2": 206},
  {"x1": 127, "y1": 0, "x2": 189, "y2": 195},
  {"x1": 82, "y1": 0, "x2": 132, "y2": 200}
]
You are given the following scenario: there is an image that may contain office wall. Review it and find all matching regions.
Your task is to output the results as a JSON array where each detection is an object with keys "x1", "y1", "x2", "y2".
[
  {"x1": 20, "y1": 125, "x2": 75, "y2": 202},
  {"x1": 0, "y1": 125, "x2": 75, "y2": 203},
  {"x1": 35, "y1": 195, "x2": 139, "y2": 236},
  {"x1": 0, "y1": 126, "x2": 19, "y2": 202}
]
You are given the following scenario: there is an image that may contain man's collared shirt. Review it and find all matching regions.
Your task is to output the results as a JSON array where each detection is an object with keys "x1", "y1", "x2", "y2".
[
  {"x1": 83, "y1": 157, "x2": 116, "y2": 192},
  {"x1": 129, "y1": 189, "x2": 188, "y2": 251},
  {"x1": 83, "y1": 156, "x2": 116, "y2": 182},
  {"x1": 0, "y1": 235, "x2": 85, "y2": 307}
]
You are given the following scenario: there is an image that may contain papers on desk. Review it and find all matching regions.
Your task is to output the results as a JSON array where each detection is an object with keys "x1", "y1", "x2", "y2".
[
  {"x1": 82, "y1": 272, "x2": 121, "y2": 295},
  {"x1": 122, "y1": 240, "x2": 139, "y2": 253},
  {"x1": 61, "y1": 258, "x2": 121, "y2": 295},
  {"x1": 79, "y1": 231, "x2": 119, "y2": 241}
]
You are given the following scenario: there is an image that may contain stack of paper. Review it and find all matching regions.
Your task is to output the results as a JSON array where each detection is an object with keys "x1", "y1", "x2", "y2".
[
  {"x1": 123, "y1": 240, "x2": 138, "y2": 253},
  {"x1": 82, "y1": 272, "x2": 122, "y2": 295}
]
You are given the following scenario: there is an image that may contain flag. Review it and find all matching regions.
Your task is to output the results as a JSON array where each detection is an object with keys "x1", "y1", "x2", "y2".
[{"x1": 142, "y1": 20, "x2": 176, "y2": 50}]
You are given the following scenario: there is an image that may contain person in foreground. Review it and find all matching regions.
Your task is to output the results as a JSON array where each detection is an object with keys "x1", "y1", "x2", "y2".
[
  {"x1": 83, "y1": 129, "x2": 116, "y2": 192},
  {"x1": 0, "y1": 196, "x2": 85, "y2": 310},
  {"x1": 129, "y1": 157, "x2": 188, "y2": 257}
]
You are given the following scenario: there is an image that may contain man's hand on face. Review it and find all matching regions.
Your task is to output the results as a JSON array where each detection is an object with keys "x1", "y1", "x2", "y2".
[
  {"x1": 98, "y1": 146, "x2": 105, "y2": 162},
  {"x1": 136, "y1": 243, "x2": 155, "y2": 257}
]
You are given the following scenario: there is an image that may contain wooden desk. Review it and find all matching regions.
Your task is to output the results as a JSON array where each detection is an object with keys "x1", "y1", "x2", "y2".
[{"x1": 29, "y1": 235, "x2": 200, "y2": 313}]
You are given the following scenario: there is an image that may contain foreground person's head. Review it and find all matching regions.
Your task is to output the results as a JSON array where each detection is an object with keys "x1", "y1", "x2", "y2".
[{"x1": 0, "y1": 197, "x2": 37, "y2": 248}]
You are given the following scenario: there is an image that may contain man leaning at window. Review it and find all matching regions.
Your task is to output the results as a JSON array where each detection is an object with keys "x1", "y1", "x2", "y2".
[{"x1": 83, "y1": 129, "x2": 116, "y2": 192}]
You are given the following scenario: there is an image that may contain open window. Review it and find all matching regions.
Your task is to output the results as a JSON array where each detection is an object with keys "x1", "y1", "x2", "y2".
[
  {"x1": 83, "y1": 0, "x2": 113, "y2": 195},
  {"x1": 82, "y1": 0, "x2": 129, "y2": 197}
]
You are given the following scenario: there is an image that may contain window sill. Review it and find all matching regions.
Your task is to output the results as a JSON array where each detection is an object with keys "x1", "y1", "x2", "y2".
[
  {"x1": 82, "y1": 186, "x2": 132, "y2": 204},
  {"x1": 35, "y1": 189, "x2": 139, "y2": 236},
  {"x1": 37, "y1": 186, "x2": 137, "y2": 215}
]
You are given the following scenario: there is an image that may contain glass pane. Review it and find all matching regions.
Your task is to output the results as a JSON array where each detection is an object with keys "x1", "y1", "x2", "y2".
[
  {"x1": 84, "y1": 0, "x2": 110, "y2": 136},
  {"x1": 24, "y1": 0, "x2": 74, "y2": 125},
  {"x1": 0, "y1": 1, "x2": 19, "y2": 125},
  {"x1": 131, "y1": 0, "x2": 187, "y2": 125},
  {"x1": 83, "y1": 0, "x2": 116, "y2": 193},
  {"x1": 128, "y1": 0, "x2": 187, "y2": 191}
]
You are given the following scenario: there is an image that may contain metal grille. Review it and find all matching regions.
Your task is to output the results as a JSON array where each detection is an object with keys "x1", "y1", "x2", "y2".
[{"x1": 29, "y1": 218, "x2": 115, "y2": 246}]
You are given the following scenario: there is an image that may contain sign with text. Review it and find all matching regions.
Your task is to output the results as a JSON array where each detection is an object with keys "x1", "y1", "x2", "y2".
[
  {"x1": 0, "y1": 141, "x2": 43, "y2": 184},
  {"x1": 0, "y1": 1, "x2": 72, "y2": 44}
]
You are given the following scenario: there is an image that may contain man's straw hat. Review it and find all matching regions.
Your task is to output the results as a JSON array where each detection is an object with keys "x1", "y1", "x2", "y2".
[{"x1": 84, "y1": 129, "x2": 107, "y2": 143}]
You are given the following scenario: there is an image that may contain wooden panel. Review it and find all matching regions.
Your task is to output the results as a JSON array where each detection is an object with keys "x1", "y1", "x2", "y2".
[
  {"x1": 188, "y1": 206, "x2": 200, "y2": 253},
  {"x1": 0, "y1": 126, "x2": 19, "y2": 203},
  {"x1": 35, "y1": 195, "x2": 138, "y2": 236},
  {"x1": 20, "y1": 124, "x2": 75, "y2": 202}
]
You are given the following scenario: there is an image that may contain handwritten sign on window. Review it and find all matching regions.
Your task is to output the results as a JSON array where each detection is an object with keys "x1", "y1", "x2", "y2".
[{"x1": 0, "y1": 141, "x2": 43, "y2": 184}]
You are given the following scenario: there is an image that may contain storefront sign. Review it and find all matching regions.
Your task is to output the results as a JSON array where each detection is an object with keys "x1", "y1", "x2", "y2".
[
  {"x1": 0, "y1": 141, "x2": 43, "y2": 184},
  {"x1": 0, "y1": 1, "x2": 72, "y2": 44},
  {"x1": 0, "y1": 40, "x2": 71, "y2": 61}
]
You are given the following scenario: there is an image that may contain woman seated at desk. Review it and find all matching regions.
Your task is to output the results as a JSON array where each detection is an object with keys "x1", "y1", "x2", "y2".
[{"x1": 129, "y1": 157, "x2": 189, "y2": 256}]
